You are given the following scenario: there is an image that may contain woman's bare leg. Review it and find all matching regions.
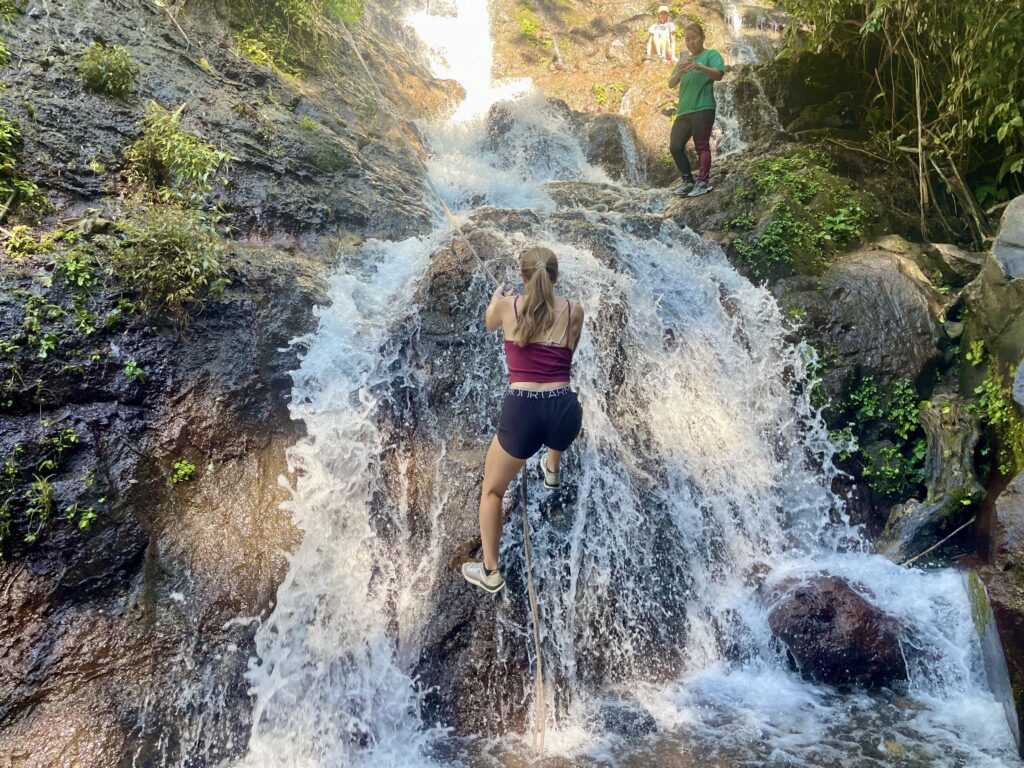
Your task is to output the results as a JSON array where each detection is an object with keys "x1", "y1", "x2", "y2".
[
  {"x1": 545, "y1": 448, "x2": 563, "y2": 473},
  {"x1": 479, "y1": 436, "x2": 526, "y2": 570}
]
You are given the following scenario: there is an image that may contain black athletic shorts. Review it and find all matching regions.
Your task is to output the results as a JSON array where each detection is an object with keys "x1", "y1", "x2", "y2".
[{"x1": 496, "y1": 386, "x2": 583, "y2": 460}]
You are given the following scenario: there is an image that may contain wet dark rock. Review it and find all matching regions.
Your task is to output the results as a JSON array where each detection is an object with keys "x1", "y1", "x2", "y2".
[
  {"x1": 0, "y1": 242, "x2": 324, "y2": 764},
  {"x1": 4, "y1": 0, "x2": 443, "y2": 239},
  {"x1": 724, "y1": 66, "x2": 785, "y2": 146},
  {"x1": 774, "y1": 242, "x2": 944, "y2": 404},
  {"x1": 600, "y1": 699, "x2": 658, "y2": 738},
  {"x1": 964, "y1": 567, "x2": 1023, "y2": 757},
  {"x1": 877, "y1": 394, "x2": 983, "y2": 563},
  {"x1": 916, "y1": 241, "x2": 986, "y2": 288},
  {"x1": 768, "y1": 575, "x2": 908, "y2": 687},
  {"x1": 582, "y1": 113, "x2": 646, "y2": 184},
  {"x1": 758, "y1": 50, "x2": 869, "y2": 130},
  {"x1": 994, "y1": 195, "x2": 1024, "y2": 279},
  {"x1": 963, "y1": 195, "x2": 1024, "y2": 367},
  {"x1": 974, "y1": 474, "x2": 1024, "y2": 756},
  {"x1": 832, "y1": 476, "x2": 878, "y2": 537}
]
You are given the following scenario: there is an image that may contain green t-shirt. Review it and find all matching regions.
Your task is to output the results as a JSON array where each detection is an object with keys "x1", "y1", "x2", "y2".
[{"x1": 676, "y1": 48, "x2": 725, "y2": 116}]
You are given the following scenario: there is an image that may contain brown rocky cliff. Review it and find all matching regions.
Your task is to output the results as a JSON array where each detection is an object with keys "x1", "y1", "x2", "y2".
[{"x1": 0, "y1": 2, "x2": 460, "y2": 765}]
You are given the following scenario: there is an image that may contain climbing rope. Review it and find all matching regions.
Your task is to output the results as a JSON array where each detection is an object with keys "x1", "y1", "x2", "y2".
[
  {"x1": 520, "y1": 465, "x2": 547, "y2": 754},
  {"x1": 339, "y1": 21, "x2": 547, "y2": 753}
]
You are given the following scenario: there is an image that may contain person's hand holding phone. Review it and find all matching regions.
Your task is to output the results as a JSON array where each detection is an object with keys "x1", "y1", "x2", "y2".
[{"x1": 673, "y1": 56, "x2": 694, "y2": 76}]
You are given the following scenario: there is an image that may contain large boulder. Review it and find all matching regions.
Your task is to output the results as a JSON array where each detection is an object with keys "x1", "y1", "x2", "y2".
[
  {"x1": 775, "y1": 240, "x2": 945, "y2": 403},
  {"x1": 964, "y1": 195, "x2": 1024, "y2": 367},
  {"x1": 768, "y1": 575, "x2": 908, "y2": 687},
  {"x1": 975, "y1": 474, "x2": 1024, "y2": 755},
  {"x1": 581, "y1": 113, "x2": 647, "y2": 184},
  {"x1": 994, "y1": 195, "x2": 1024, "y2": 279},
  {"x1": 876, "y1": 394, "x2": 984, "y2": 563},
  {"x1": 758, "y1": 50, "x2": 869, "y2": 129}
]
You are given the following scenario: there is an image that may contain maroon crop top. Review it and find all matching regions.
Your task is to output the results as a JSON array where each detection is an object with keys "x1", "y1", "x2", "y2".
[{"x1": 503, "y1": 297, "x2": 575, "y2": 384}]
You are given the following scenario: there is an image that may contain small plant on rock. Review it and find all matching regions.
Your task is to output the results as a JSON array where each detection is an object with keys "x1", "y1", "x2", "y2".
[
  {"x1": 79, "y1": 42, "x2": 139, "y2": 98},
  {"x1": 123, "y1": 360, "x2": 145, "y2": 382},
  {"x1": 971, "y1": 360, "x2": 1024, "y2": 476},
  {"x1": 0, "y1": 109, "x2": 42, "y2": 215},
  {"x1": 172, "y1": 459, "x2": 196, "y2": 484},
  {"x1": 98, "y1": 195, "x2": 228, "y2": 326},
  {"x1": 124, "y1": 102, "x2": 230, "y2": 203}
]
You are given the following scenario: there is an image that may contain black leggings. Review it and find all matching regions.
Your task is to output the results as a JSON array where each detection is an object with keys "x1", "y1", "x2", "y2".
[{"x1": 670, "y1": 109, "x2": 715, "y2": 183}]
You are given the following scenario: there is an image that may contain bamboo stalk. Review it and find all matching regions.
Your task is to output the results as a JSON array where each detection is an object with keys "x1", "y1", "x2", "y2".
[{"x1": 898, "y1": 517, "x2": 976, "y2": 567}]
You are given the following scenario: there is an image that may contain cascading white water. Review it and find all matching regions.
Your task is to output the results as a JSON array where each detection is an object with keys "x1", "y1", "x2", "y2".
[
  {"x1": 231, "y1": 2, "x2": 1021, "y2": 767},
  {"x1": 715, "y1": 2, "x2": 784, "y2": 156}
]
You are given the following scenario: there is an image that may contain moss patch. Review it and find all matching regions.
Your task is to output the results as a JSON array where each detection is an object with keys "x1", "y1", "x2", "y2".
[
  {"x1": 967, "y1": 569, "x2": 991, "y2": 639},
  {"x1": 728, "y1": 151, "x2": 881, "y2": 282}
]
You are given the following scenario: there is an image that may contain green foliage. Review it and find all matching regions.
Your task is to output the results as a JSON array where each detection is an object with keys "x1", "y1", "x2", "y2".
[
  {"x1": 79, "y1": 42, "x2": 139, "y2": 98},
  {"x1": 97, "y1": 195, "x2": 228, "y2": 326},
  {"x1": 887, "y1": 378, "x2": 920, "y2": 440},
  {"x1": 123, "y1": 360, "x2": 145, "y2": 382},
  {"x1": 0, "y1": 109, "x2": 42, "y2": 215},
  {"x1": 515, "y1": 5, "x2": 541, "y2": 41},
  {"x1": 592, "y1": 82, "x2": 626, "y2": 108},
  {"x1": 172, "y1": 459, "x2": 197, "y2": 483},
  {"x1": 57, "y1": 245, "x2": 99, "y2": 289},
  {"x1": 0, "y1": 0, "x2": 18, "y2": 20},
  {"x1": 821, "y1": 204, "x2": 867, "y2": 242},
  {"x1": 124, "y1": 102, "x2": 230, "y2": 203},
  {"x1": 731, "y1": 154, "x2": 870, "y2": 281},
  {"x1": 0, "y1": 37, "x2": 9, "y2": 65},
  {"x1": 4, "y1": 225, "x2": 79, "y2": 260},
  {"x1": 782, "y1": 0, "x2": 1024, "y2": 235},
  {"x1": 862, "y1": 442, "x2": 925, "y2": 499},
  {"x1": 965, "y1": 339, "x2": 985, "y2": 367},
  {"x1": 192, "y1": 0, "x2": 362, "y2": 72},
  {"x1": 751, "y1": 156, "x2": 821, "y2": 204},
  {"x1": 850, "y1": 377, "x2": 883, "y2": 423},
  {"x1": 1, "y1": 423, "x2": 101, "y2": 554},
  {"x1": 834, "y1": 375, "x2": 928, "y2": 501},
  {"x1": 971, "y1": 361, "x2": 1024, "y2": 476}
]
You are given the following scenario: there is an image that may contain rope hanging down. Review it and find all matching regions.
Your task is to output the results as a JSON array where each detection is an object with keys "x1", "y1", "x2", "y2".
[{"x1": 339, "y1": 22, "x2": 546, "y2": 753}]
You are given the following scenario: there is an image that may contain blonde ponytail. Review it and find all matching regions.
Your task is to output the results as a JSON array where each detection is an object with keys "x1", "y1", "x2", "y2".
[{"x1": 515, "y1": 246, "x2": 558, "y2": 347}]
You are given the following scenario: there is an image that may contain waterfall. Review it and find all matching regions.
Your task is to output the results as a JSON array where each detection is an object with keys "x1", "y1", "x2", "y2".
[
  {"x1": 715, "y1": 3, "x2": 784, "y2": 157},
  {"x1": 230, "y1": 2, "x2": 1020, "y2": 767}
]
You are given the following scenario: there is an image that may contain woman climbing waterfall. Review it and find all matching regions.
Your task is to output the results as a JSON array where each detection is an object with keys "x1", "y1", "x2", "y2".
[
  {"x1": 461, "y1": 246, "x2": 584, "y2": 594},
  {"x1": 669, "y1": 22, "x2": 725, "y2": 197}
]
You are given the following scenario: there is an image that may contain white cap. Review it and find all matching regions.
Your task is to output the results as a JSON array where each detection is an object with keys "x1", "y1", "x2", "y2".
[{"x1": 658, "y1": 5, "x2": 670, "y2": 13}]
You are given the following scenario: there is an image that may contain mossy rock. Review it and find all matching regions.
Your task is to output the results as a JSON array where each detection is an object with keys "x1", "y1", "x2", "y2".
[{"x1": 726, "y1": 151, "x2": 884, "y2": 282}]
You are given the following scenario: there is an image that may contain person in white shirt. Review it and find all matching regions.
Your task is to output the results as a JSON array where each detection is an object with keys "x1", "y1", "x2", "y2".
[{"x1": 646, "y1": 6, "x2": 676, "y2": 62}]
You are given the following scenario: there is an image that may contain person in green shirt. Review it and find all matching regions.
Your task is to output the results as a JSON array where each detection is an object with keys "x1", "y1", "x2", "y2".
[{"x1": 667, "y1": 23, "x2": 725, "y2": 197}]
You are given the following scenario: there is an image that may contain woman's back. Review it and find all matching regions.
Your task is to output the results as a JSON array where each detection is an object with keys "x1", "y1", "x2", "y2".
[{"x1": 503, "y1": 294, "x2": 579, "y2": 386}]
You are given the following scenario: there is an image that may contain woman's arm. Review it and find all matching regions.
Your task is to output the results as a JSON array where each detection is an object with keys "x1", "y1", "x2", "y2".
[
  {"x1": 484, "y1": 282, "x2": 514, "y2": 332},
  {"x1": 569, "y1": 300, "x2": 585, "y2": 349},
  {"x1": 693, "y1": 61, "x2": 724, "y2": 81}
]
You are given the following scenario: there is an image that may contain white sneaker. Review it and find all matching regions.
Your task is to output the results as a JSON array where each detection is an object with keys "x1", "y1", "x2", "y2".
[
  {"x1": 688, "y1": 180, "x2": 713, "y2": 197},
  {"x1": 672, "y1": 180, "x2": 695, "y2": 196},
  {"x1": 542, "y1": 451, "x2": 561, "y2": 490},
  {"x1": 461, "y1": 560, "x2": 505, "y2": 594}
]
